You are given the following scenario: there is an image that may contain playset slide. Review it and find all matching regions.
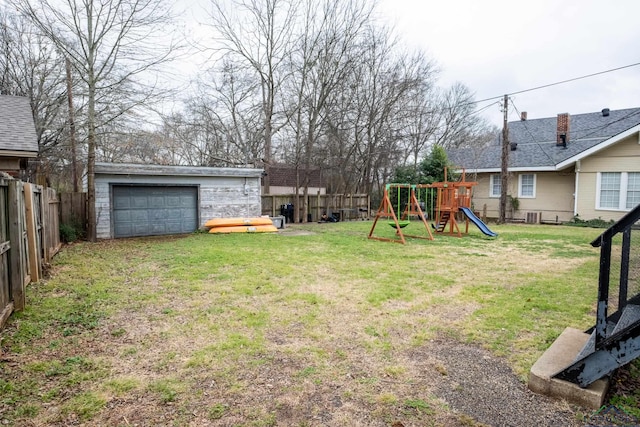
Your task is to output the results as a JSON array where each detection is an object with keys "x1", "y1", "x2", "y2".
[{"x1": 459, "y1": 207, "x2": 498, "y2": 237}]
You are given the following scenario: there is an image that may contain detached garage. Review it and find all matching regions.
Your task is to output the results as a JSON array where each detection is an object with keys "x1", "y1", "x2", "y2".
[{"x1": 95, "y1": 163, "x2": 263, "y2": 239}]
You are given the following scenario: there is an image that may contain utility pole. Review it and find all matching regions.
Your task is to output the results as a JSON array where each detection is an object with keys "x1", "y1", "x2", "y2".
[{"x1": 499, "y1": 94, "x2": 509, "y2": 223}]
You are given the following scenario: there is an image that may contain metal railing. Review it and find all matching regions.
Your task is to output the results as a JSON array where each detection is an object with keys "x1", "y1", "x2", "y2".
[{"x1": 590, "y1": 203, "x2": 640, "y2": 349}]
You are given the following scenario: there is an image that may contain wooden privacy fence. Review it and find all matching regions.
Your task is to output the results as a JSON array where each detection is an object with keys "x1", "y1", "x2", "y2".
[
  {"x1": 60, "y1": 192, "x2": 87, "y2": 233},
  {"x1": 0, "y1": 179, "x2": 61, "y2": 329},
  {"x1": 262, "y1": 193, "x2": 370, "y2": 223}
]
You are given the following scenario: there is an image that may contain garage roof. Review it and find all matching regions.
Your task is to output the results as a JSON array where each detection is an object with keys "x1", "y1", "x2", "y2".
[{"x1": 95, "y1": 162, "x2": 264, "y2": 178}]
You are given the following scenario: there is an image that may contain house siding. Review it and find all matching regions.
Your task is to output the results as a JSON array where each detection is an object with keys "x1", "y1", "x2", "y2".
[
  {"x1": 95, "y1": 171, "x2": 261, "y2": 239},
  {"x1": 575, "y1": 172, "x2": 598, "y2": 220},
  {"x1": 521, "y1": 171, "x2": 575, "y2": 222},
  {"x1": 470, "y1": 174, "x2": 514, "y2": 219},
  {"x1": 576, "y1": 134, "x2": 640, "y2": 221},
  {"x1": 580, "y1": 134, "x2": 640, "y2": 172},
  {"x1": 471, "y1": 171, "x2": 575, "y2": 222}
]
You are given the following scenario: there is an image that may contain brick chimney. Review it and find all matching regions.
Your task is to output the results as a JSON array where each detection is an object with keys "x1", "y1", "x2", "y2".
[
  {"x1": 557, "y1": 113, "x2": 570, "y2": 146},
  {"x1": 520, "y1": 111, "x2": 527, "y2": 121}
]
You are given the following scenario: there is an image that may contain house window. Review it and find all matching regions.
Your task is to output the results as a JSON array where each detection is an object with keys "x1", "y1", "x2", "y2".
[
  {"x1": 599, "y1": 172, "x2": 620, "y2": 208},
  {"x1": 489, "y1": 174, "x2": 501, "y2": 197},
  {"x1": 518, "y1": 174, "x2": 536, "y2": 198},
  {"x1": 627, "y1": 172, "x2": 640, "y2": 209},
  {"x1": 597, "y1": 172, "x2": 640, "y2": 210}
]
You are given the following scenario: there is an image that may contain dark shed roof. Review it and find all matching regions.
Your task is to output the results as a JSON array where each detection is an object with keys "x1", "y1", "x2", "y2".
[
  {"x1": 448, "y1": 107, "x2": 640, "y2": 171},
  {"x1": 268, "y1": 164, "x2": 324, "y2": 188},
  {"x1": 0, "y1": 95, "x2": 38, "y2": 156}
]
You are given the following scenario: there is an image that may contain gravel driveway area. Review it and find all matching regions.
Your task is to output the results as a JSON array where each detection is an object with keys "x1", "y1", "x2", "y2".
[{"x1": 413, "y1": 339, "x2": 582, "y2": 427}]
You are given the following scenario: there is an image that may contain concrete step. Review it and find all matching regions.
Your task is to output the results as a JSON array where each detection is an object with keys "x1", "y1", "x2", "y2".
[{"x1": 528, "y1": 327, "x2": 609, "y2": 409}]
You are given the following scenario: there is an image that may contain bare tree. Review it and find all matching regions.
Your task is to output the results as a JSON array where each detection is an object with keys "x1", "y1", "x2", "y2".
[
  {"x1": 0, "y1": 9, "x2": 68, "y2": 179},
  {"x1": 433, "y1": 82, "x2": 493, "y2": 149},
  {"x1": 13, "y1": 0, "x2": 180, "y2": 240},
  {"x1": 205, "y1": 0, "x2": 298, "y2": 192},
  {"x1": 340, "y1": 26, "x2": 428, "y2": 196},
  {"x1": 284, "y1": 0, "x2": 373, "y2": 221},
  {"x1": 397, "y1": 54, "x2": 440, "y2": 169},
  {"x1": 197, "y1": 61, "x2": 263, "y2": 165}
]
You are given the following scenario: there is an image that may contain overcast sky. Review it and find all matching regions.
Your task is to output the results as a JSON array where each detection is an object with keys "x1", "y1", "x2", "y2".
[
  {"x1": 6, "y1": 0, "x2": 636, "y2": 129},
  {"x1": 377, "y1": 0, "x2": 640, "y2": 127}
]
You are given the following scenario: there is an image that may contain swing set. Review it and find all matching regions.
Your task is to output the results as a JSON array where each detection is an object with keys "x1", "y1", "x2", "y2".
[
  {"x1": 367, "y1": 183, "x2": 434, "y2": 244},
  {"x1": 368, "y1": 168, "x2": 479, "y2": 244}
]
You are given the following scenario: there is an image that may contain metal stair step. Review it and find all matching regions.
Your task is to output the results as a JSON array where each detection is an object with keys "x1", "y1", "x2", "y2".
[
  {"x1": 574, "y1": 331, "x2": 596, "y2": 361},
  {"x1": 612, "y1": 304, "x2": 640, "y2": 336},
  {"x1": 574, "y1": 322, "x2": 618, "y2": 362}
]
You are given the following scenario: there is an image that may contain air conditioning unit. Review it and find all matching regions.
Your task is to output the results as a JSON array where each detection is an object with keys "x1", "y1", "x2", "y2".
[{"x1": 526, "y1": 212, "x2": 538, "y2": 224}]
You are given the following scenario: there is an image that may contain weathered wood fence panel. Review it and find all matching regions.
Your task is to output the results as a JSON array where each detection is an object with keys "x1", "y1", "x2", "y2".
[
  {"x1": 60, "y1": 192, "x2": 87, "y2": 233},
  {"x1": 261, "y1": 193, "x2": 370, "y2": 222},
  {"x1": 0, "y1": 180, "x2": 11, "y2": 327},
  {"x1": 0, "y1": 179, "x2": 61, "y2": 329},
  {"x1": 7, "y1": 179, "x2": 27, "y2": 314},
  {"x1": 44, "y1": 188, "x2": 61, "y2": 261},
  {"x1": 25, "y1": 184, "x2": 41, "y2": 282}
]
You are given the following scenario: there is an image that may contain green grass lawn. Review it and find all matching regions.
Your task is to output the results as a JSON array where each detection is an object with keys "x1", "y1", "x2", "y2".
[{"x1": 1, "y1": 221, "x2": 638, "y2": 426}]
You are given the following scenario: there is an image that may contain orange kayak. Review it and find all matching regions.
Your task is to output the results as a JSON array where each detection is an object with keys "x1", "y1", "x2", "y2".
[
  {"x1": 205, "y1": 217, "x2": 274, "y2": 228},
  {"x1": 208, "y1": 224, "x2": 278, "y2": 234}
]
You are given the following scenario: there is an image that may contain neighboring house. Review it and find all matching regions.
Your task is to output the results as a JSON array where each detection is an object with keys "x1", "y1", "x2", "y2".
[
  {"x1": 264, "y1": 164, "x2": 326, "y2": 195},
  {"x1": 447, "y1": 107, "x2": 640, "y2": 223},
  {"x1": 94, "y1": 162, "x2": 263, "y2": 238},
  {"x1": 0, "y1": 95, "x2": 38, "y2": 178}
]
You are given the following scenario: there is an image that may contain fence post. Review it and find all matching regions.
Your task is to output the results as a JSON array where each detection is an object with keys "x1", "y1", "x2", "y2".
[
  {"x1": 24, "y1": 183, "x2": 40, "y2": 283},
  {"x1": 271, "y1": 195, "x2": 276, "y2": 217},
  {"x1": 8, "y1": 180, "x2": 25, "y2": 311},
  {"x1": 45, "y1": 188, "x2": 61, "y2": 261}
]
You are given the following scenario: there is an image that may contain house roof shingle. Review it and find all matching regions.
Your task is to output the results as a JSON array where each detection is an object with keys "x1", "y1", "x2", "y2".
[
  {"x1": 447, "y1": 107, "x2": 640, "y2": 171},
  {"x1": 0, "y1": 95, "x2": 38, "y2": 156}
]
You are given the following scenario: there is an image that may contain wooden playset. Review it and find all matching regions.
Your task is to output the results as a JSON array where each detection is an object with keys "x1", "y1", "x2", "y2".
[{"x1": 368, "y1": 168, "x2": 496, "y2": 244}]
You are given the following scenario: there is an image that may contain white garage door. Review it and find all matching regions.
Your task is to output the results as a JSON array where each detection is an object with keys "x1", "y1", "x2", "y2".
[{"x1": 112, "y1": 186, "x2": 198, "y2": 237}]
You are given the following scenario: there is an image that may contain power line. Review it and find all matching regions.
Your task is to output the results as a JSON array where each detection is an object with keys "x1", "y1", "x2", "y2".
[
  {"x1": 509, "y1": 62, "x2": 640, "y2": 96},
  {"x1": 469, "y1": 61, "x2": 640, "y2": 106},
  {"x1": 572, "y1": 108, "x2": 640, "y2": 141},
  {"x1": 508, "y1": 99, "x2": 640, "y2": 164},
  {"x1": 466, "y1": 100, "x2": 502, "y2": 118},
  {"x1": 475, "y1": 100, "x2": 501, "y2": 114},
  {"x1": 509, "y1": 98, "x2": 555, "y2": 163}
]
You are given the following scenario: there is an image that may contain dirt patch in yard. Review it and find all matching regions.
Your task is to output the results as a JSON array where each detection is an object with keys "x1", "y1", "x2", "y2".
[
  {"x1": 278, "y1": 226, "x2": 316, "y2": 236},
  {"x1": 0, "y1": 231, "x2": 626, "y2": 426},
  {"x1": 2, "y1": 309, "x2": 585, "y2": 427}
]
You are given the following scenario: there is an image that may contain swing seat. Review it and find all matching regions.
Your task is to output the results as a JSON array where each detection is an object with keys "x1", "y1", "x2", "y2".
[{"x1": 388, "y1": 220, "x2": 410, "y2": 228}]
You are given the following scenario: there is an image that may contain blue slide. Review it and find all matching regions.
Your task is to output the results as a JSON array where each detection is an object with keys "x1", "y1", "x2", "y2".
[{"x1": 459, "y1": 207, "x2": 498, "y2": 237}]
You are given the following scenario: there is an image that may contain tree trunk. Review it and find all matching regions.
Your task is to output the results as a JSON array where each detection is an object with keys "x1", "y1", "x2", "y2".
[{"x1": 65, "y1": 57, "x2": 79, "y2": 193}]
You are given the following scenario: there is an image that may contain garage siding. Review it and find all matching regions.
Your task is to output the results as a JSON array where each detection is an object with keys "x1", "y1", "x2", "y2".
[{"x1": 94, "y1": 163, "x2": 263, "y2": 239}]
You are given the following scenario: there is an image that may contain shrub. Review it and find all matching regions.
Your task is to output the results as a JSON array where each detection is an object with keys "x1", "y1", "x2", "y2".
[
  {"x1": 565, "y1": 215, "x2": 614, "y2": 229},
  {"x1": 60, "y1": 218, "x2": 85, "y2": 243},
  {"x1": 60, "y1": 223, "x2": 77, "y2": 243}
]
